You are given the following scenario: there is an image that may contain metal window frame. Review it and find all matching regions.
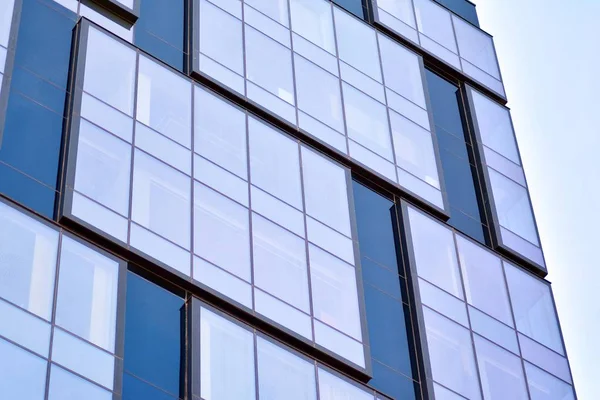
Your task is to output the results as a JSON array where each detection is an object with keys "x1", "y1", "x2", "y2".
[{"x1": 81, "y1": 0, "x2": 140, "y2": 25}]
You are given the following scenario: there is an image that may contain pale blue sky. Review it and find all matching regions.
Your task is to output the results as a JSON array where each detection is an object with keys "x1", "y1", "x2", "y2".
[{"x1": 472, "y1": 0, "x2": 600, "y2": 397}]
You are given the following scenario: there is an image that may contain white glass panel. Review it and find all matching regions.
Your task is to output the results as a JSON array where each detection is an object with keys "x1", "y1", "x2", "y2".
[
  {"x1": 74, "y1": 120, "x2": 131, "y2": 216},
  {"x1": 301, "y1": 147, "x2": 350, "y2": 235},
  {"x1": 132, "y1": 150, "x2": 191, "y2": 249},
  {"x1": 246, "y1": 0, "x2": 289, "y2": 26},
  {"x1": 245, "y1": 27, "x2": 295, "y2": 105},
  {"x1": 525, "y1": 362, "x2": 575, "y2": 400},
  {"x1": 306, "y1": 217, "x2": 355, "y2": 265},
  {"x1": 474, "y1": 335, "x2": 528, "y2": 400},
  {"x1": 200, "y1": 308, "x2": 256, "y2": 400},
  {"x1": 247, "y1": 81, "x2": 297, "y2": 124},
  {"x1": 135, "y1": 123, "x2": 191, "y2": 174},
  {"x1": 130, "y1": 223, "x2": 191, "y2": 276},
  {"x1": 292, "y1": 33, "x2": 338, "y2": 75},
  {"x1": 194, "y1": 87, "x2": 247, "y2": 178},
  {"x1": 349, "y1": 140, "x2": 397, "y2": 183},
  {"x1": 483, "y1": 147, "x2": 525, "y2": 187},
  {"x1": 194, "y1": 257, "x2": 252, "y2": 309},
  {"x1": 407, "y1": 207, "x2": 463, "y2": 297},
  {"x1": 298, "y1": 111, "x2": 347, "y2": 153},
  {"x1": 397, "y1": 167, "x2": 445, "y2": 209},
  {"x1": 377, "y1": 0, "x2": 416, "y2": 29},
  {"x1": 194, "y1": 183, "x2": 251, "y2": 281},
  {"x1": 469, "y1": 306, "x2": 519, "y2": 355},
  {"x1": 423, "y1": 307, "x2": 481, "y2": 400},
  {"x1": 290, "y1": 0, "x2": 335, "y2": 53},
  {"x1": 456, "y1": 236, "x2": 512, "y2": 326},
  {"x1": 0, "y1": 338, "x2": 47, "y2": 400},
  {"x1": 249, "y1": 118, "x2": 302, "y2": 208},
  {"x1": 84, "y1": 27, "x2": 136, "y2": 115},
  {"x1": 378, "y1": 34, "x2": 426, "y2": 109},
  {"x1": 315, "y1": 321, "x2": 365, "y2": 367},
  {"x1": 390, "y1": 111, "x2": 439, "y2": 188},
  {"x1": 81, "y1": 93, "x2": 133, "y2": 143},
  {"x1": 463, "y1": 61, "x2": 505, "y2": 97},
  {"x1": 500, "y1": 227, "x2": 545, "y2": 267},
  {"x1": 48, "y1": 365, "x2": 112, "y2": 400},
  {"x1": 244, "y1": 4, "x2": 291, "y2": 47},
  {"x1": 310, "y1": 245, "x2": 361, "y2": 340},
  {"x1": 419, "y1": 280, "x2": 468, "y2": 327},
  {"x1": 52, "y1": 328, "x2": 115, "y2": 389},
  {"x1": 489, "y1": 169, "x2": 539, "y2": 246},
  {"x1": 257, "y1": 337, "x2": 317, "y2": 400},
  {"x1": 137, "y1": 56, "x2": 192, "y2": 148},
  {"x1": 194, "y1": 155, "x2": 249, "y2": 207},
  {"x1": 55, "y1": 236, "x2": 119, "y2": 352},
  {"x1": 339, "y1": 62, "x2": 385, "y2": 104},
  {"x1": 318, "y1": 367, "x2": 371, "y2": 399},
  {"x1": 80, "y1": 4, "x2": 133, "y2": 42},
  {"x1": 453, "y1": 17, "x2": 500, "y2": 80},
  {"x1": 254, "y1": 289, "x2": 313, "y2": 340},
  {"x1": 0, "y1": 47, "x2": 6, "y2": 74},
  {"x1": 295, "y1": 55, "x2": 344, "y2": 134},
  {"x1": 0, "y1": 0, "x2": 14, "y2": 48},
  {"x1": 251, "y1": 186, "x2": 305, "y2": 237},
  {"x1": 519, "y1": 334, "x2": 571, "y2": 384},
  {"x1": 434, "y1": 383, "x2": 466, "y2": 400},
  {"x1": 414, "y1": 0, "x2": 457, "y2": 53},
  {"x1": 419, "y1": 34, "x2": 461, "y2": 69},
  {"x1": 504, "y1": 263, "x2": 563, "y2": 354},
  {"x1": 471, "y1": 90, "x2": 519, "y2": 164},
  {"x1": 334, "y1": 8, "x2": 381, "y2": 82},
  {"x1": 199, "y1": 53, "x2": 245, "y2": 95},
  {"x1": 72, "y1": 193, "x2": 128, "y2": 246},
  {"x1": 0, "y1": 202, "x2": 58, "y2": 320},
  {"x1": 0, "y1": 299, "x2": 51, "y2": 357},
  {"x1": 343, "y1": 83, "x2": 392, "y2": 161},
  {"x1": 252, "y1": 214, "x2": 309, "y2": 312},
  {"x1": 386, "y1": 87, "x2": 430, "y2": 130},
  {"x1": 377, "y1": 7, "x2": 419, "y2": 44},
  {"x1": 199, "y1": 0, "x2": 244, "y2": 75}
]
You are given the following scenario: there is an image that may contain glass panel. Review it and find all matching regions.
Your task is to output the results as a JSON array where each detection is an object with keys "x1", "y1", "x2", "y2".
[
  {"x1": 0, "y1": 202, "x2": 58, "y2": 320},
  {"x1": 407, "y1": 207, "x2": 463, "y2": 298},
  {"x1": 48, "y1": 365, "x2": 112, "y2": 400},
  {"x1": 377, "y1": 0, "x2": 416, "y2": 29},
  {"x1": 290, "y1": 0, "x2": 335, "y2": 53},
  {"x1": 244, "y1": 4, "x2": 291, "y2": 48},
  {"x1": 245, "y1": 27, "x2": 295, "y2": 105},
  {"x1": 453, "y1": 17, "x2": 500, "y2": 80},
  {"x1": 315, "y1": 320, "x2": 365, "y2": 368},
  {"x1": 301, "y1": 147, "x2": 350, "y2": 235},
  {"x1": 246, "y1": 0, "x2": 289, "y2": 26},
  {"x1": 55, "y1": 236, "x2": 119, "y2": 352},
  {"x1": 129, "y1": 223, "x2": 191, "y2": 276},
  {"x1": 0, "y1": 299, "x2": 51, "y2": 357},
  {"x1": 84, "y1": 27, "x2": 136, "y2": 115},
  {"x1": 251, "y1": 186, "x2": 305, "y2": 237},
  {"x1": 310, "y1": 244, "x2": 362, "y2": 340},
  {"x1": 0, "y1": 0, "x2": 14, "y2": 47},
  {"x1": 194, "y1": 257, "x2": 253, "y2": 308},
  {"x1": 194, "y1": 183, "x2": 251, "y2": 281},
  {"x1": 80, "y1": 4, "x2": 133, "y2": 42},
  {"x1": 135, "y1": 123, "x2": 191, "y2": 175},
  {"x1": 194, "y1": 156, "x2": 249, "y2": 207},
  {"x1": 194, "y1": 87, "x2": 247, "y2": 179},
  {"x1": 81, "y1": 93, "x2": 133, "y2": 143},
  {"x1": 525, "y1": 362, "x2": 575, "y2": 400},
  {"x1": 419, "y1": 279, "x2": 468, "y2": 327},
  {"x1": 249, "y1": 118, "x2": 302, "y2": 208},
  {"x1": 469, "y1": 306, "x2": 519, "y2": 355},
  {"x1": 474, "y1": 335, "x2": 528, "y2": 400},
  {"x1": 131, "y1": 150, "x2": 191, "y2": 249},
  {"x1": 137, "y1": 56, "x2": 192, "y2": 148},
  {"x1": 71, "y1": 193, "x2": 128, "y2": 243},
  {"x1": 423, "y1": 307, "x2": 481, "y2": 400},
  {"x1": 343, "y1": 83, "x2": 393, "y2": 161},
  {"x1": 504, "y1": 263, "x2": 563, "y2": 354},
  {"x1": 318, "y1": 368, "x2": 372, "y2": 400},
  {"x1": 0, "y1": 338, "x2": 47, "y2": 400},
  {"x1": 200, "y1": 308, "x2": 256, "y2": 400},
  {"x1": 414, "y1": 0, "x2": 457, "y2": 53},
  {"x1": 519, "y1": 333, "x2": 572, "y2": 383},
  {"x1": 488, "y1": 169, "x2": 538, "y2": 246},
  {"x1": 254, "y1": 289, "x2": 313, "y2": 339},
  {"x1": 257, "y1": 337, "x2": 317, "y2": 400},
  {"x1": 456, "y1": 236, "x2": 512, "y2": 326},
  {"x1": 198, "y1": 0, "x2": 244, "y2": 75},
  {"x1": 74, "y1": 120, "x2": 131, "y2": 215},
  {"x1": 334, "y1": 8, "x2": 381, "y2": 82},
  {"x1": 306, "y1": 216, "x2": 355, "y2": 265}
]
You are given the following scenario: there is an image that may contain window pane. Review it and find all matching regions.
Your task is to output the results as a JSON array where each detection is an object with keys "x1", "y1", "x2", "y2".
[
  {"x1": 55, "y1": 236, "x2": 119, "y2": 352},
  {"x1": 246, "y1": 0, "x2": 289, "y2": 26},
  {"x1": 504, "y1": 264, "x2": 563, "y2": 354},
  {"x1": 334, "y1": 8, "x2": 381, "y2": 82},
  {"x1": 456, "y1": 236, "x2": 512, "y2": 326},
  {"x1": 301, "y1": 147, "x2": 350, "y2": 235},
  {"x1": 84, "y1": 27, "x2": 136, "y2": 115},
  {"x1": 343, "y1": 83, "x2": 393, "y2": 161},
  {"x1": 525, "y1": 362, "x2": 575, "y2": 400},
  {"x1": 257, "y1": 337, "x2": 317, "y2": 400},
  {"x1": 290, "y1": 0, "x2": 335, "y2": 53},
  {"x1": 407, "y1": 207, "x2": 463, "y2": 298},
  {"x1": 0, "y1": 338, "x2": 47, "y2": 400},
  {"x1": 200, "y1": 308, "x2": 255, "y2": 400},
  {"x1": 249, "y1": 118, "x2": 302, "y2": 208},
  {"x1": 318, "y1": 368, "x2": 372, "y2": 400},
  {"x1": 423, "y1": 307, "x2": 481, "y2": 400},
  {"x1": 377, "y1": 0, "x2": 416, "y2": 28},
  {"x1": 245, "y1": 27, "x2": 295, "y2": 105},
  {"x1": 48, "y1": 365, "x2": 112, "y2": 400},
  {"x1": 0, "y1": 202, "x2": 58, "y2": 320},
  {"x1": 137, "y1": 56, "x2": 192, "y2": 148},
  {"x1": 0, "y1": 0, "x2": 14, "y2": 47},
  {"x1": 0, "y1": 299, "x2": 51, "y2": 357},
  {"x1": 132, "y1": 150, "x2": 191, "y2": 249},
  {"x1": 74, "y1": 120, "x2": 131, "y2": 216},
  {"x1": 453, "y1": 17, "x2": 500, "y2": 79},
  {"x1": 194, "y1": 183, "x2": 251, "y2": 282},
  {"x1": 252, "y1": 214, "x2": 310, "y2": 312},
  {"x1": 474, "y1": 335, "x2": 528, "y2": 400},
  {"x1": 414, "y1": 0, "x2": 457, "y2": 52},
  {"x1": 488, "y1": 169, "x2": 538, "y2": 246},
  {"x1": 310, "y1": 245, "x2": 361, "y2": 340},
  {"x1": 194, "y1": 87, "x2": 247, "y2": 179}
]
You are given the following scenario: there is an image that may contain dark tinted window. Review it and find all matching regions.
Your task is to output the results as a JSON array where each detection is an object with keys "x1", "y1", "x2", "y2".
[
  {"x1": 124, "y1": 272, "x2": 185, "y2": 398},
  {"x1": 435, "y1": 0, "x2": 479, "y2": 27},
  {"x1": 425, "y1": 69, "x2": 487, "y2": 243},
  {"x1": 331, "y1": 0, "x2": 366, "y2": 19}
]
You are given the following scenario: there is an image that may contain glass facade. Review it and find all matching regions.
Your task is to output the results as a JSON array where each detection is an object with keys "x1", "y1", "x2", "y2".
[{"x1": 0, "y1": 0, "x2": 575, "y2": 399}]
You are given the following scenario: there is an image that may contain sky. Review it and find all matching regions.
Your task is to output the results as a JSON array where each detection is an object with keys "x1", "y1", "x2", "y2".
[{"x1": 471, "y1": 0, "x2": 600, "y2": 397}]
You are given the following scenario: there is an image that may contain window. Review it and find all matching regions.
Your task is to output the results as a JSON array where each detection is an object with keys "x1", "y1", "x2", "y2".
[
  {"x1": 48, "y1": 365, "x2": 112, "y2": 400},
  {"x1": 453, "y1": 17, "x2": 500, "y2": 80},
  {"x1": 524, "y1": 363, "x2": 575, "y2": 400},
  {"x1": 318, "y1": 368, "x2": 372, "y2": 400},
  {"x1": 290, "y1": 0, "x2": 335, "y2": 53},
  {"x1": 0, "y1": 338, "x2": 47, "y2": 400}
]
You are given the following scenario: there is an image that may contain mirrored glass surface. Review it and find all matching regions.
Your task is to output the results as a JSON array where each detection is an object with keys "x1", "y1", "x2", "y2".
[
  {"x1": 0, "y1": 338, "x2": 47, "y2": 400},
  {"x1": 290, "y1": 0, "x2": 335, "y2": 53},
  {"x1": 318, "y1": 368, "x2": 373, "y2": 400}
]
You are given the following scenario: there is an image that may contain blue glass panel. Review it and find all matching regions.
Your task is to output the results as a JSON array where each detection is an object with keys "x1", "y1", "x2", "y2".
[
  {"x1": 0, "y1": 162, "x2": 56, "y2": 218},
  {"x1": 434, "y1": 0, "x2": 479, "y2": 27},
  {"x1": 370, "y1": 360, "x2": 418, "y2": 400},
  {"x1": 331, "y1": 0, "x2": 365, "y2": 19},
  {"x1": 124, "y1": 273, "x2": 184, "y2": 397},
  {"x1": 123, "y1": 373, "x2": 178, "y2": 400},
  {"x1": 135, "y1": 32, "x2": 183, "y2": 72},
  {"x1": 10, "y1": 66, "x2": 67, "y2": 114},
  {"x1": 361, "y1": 258, "x2": 403, "y2": 302}
]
